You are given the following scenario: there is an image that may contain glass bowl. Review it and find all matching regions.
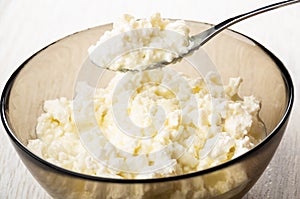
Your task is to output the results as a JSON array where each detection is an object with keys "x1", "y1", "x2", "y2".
[{"x1": 1, "y1": 21, "x2": 294, "y2": 199}]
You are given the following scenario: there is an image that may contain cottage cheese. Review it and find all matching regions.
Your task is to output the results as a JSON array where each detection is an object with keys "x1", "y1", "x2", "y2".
[
  {"x1": 28, "y1": 70, "x2": 261, "y2": 178},
  {"x1": 88, "y1": 13, "x2": 190, "y2": 71},
  {"x1": 28, "y1": 14, "x2": 263, "y2": 181}
]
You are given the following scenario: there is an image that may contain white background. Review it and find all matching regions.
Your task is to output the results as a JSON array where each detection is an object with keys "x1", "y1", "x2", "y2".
[{"x1": 0, "y1": 0, "x2": 299, "y2": 198}]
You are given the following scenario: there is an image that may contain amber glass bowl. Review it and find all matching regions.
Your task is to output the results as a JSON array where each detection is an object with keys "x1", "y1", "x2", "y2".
[{"x1": 1, "y1": 21, "x2": 294, "y2": 199}]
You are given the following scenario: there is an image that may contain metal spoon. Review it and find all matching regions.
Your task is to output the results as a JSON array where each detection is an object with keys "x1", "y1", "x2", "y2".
[{"x1": 92, "y1": 0, "x2": 300, "y2": 72}]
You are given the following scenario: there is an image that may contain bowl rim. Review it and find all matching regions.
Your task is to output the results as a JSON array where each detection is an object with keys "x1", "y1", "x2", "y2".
[{"x1": 0, "y1": 21, "x2": 294, "y2": 184}]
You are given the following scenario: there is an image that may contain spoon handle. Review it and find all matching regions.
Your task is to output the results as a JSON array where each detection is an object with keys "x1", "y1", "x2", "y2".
[{"x1": 190, "y1": 0, "x2": 300, "y2": 50}]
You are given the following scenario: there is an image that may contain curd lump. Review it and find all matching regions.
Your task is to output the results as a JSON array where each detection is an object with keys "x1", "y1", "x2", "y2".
[{"x1": 28, "y1": 14, "x2": 263, "y2": 180}]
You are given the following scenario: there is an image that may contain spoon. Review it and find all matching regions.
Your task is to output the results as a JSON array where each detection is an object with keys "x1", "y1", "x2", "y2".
[{"x1": 91, "y1": 0, "x2": 300, "y2": 72}]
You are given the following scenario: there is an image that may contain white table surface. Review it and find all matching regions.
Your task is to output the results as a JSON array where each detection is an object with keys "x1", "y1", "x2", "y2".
[{"x1": 0, "y1": 0, "x2": 299, "y2": 198}]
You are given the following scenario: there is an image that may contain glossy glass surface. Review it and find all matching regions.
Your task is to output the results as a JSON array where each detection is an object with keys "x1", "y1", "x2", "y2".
[{"x1": 1, "y1": 21, "x2": 294, "y2": 199}]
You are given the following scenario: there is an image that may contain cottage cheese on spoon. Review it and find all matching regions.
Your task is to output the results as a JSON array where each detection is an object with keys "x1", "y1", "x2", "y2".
[{"x1": 88, "y1": 13, "x2": 190, "y2": 71}]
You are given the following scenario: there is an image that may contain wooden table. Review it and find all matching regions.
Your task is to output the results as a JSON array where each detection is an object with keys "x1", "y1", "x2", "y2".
[{"x1": 0, "y1": 1, "x2": 299, "y2": 198}]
